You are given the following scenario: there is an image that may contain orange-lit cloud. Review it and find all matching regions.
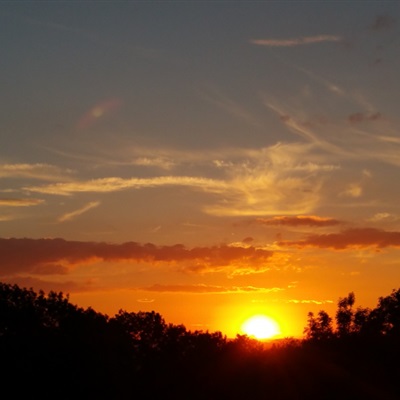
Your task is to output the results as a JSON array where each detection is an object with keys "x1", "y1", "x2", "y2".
[
  {"x1": 278, "y1": 228, "x2": 400, "y2": 250},
  {"x1": 132, "y1": 157, "x2": 176, "y2": 170},
  {"x1": 77, "y1": 98, "x2": 122, "y2": 129},
  {"x1": 0, "y1": 163, "x2": 71, "y2": 181},
  {"x1": 0, "y1": 238, "x2": 274, "y2": 277},
  {"x1": 25, "y1": 176, "x2": 225, "y2": 196},
  {"x1": 23, "y1": 142, "x2": 341, "y2": 216},
  {"x1": 339, "y1": 183, "x2": 363, "y2": 198},
  {"x1": 284, "y1": 299, "x2": 334, "y2": 305},
  {"x1": 347, "y1": 112, "x2": 382, "y2": 124},
  {"x1": 256, "y1": 215, "x2": 341, "y2": 227},
  {"x1": 368, "y1": 212, "x2": 397, "y2": 222},
  {"x1": 250, "y1": 35, "x2": 342, "y2": 47},
  {"x1": 58, "y1": 201, "x2": 100, "y2": 222},
  {"x1": 0, "y1": 198, "x2": 44, "y2": 207},
  {"x1": 143, "y1": 284, "x2": 284, "y2": 294}
]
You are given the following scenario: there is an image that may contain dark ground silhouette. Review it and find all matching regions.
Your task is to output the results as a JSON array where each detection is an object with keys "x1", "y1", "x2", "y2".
[{"x1": 1, "y1": 282, "x2": 400, "y2": 399}]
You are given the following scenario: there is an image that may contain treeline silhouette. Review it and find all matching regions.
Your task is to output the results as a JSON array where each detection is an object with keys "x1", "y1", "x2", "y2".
[{"x1": 1, "y1": 282, "x2": 400, "y2": 399}]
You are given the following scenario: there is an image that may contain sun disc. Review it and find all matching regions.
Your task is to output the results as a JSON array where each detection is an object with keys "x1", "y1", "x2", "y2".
[{"x1": 241, "y1": 315, "x2": 280, "y2": 340}]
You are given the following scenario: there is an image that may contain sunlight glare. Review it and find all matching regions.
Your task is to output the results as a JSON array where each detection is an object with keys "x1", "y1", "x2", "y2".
[{"x1": 241, "y1": 315, "x2": 281, "y2": 340}]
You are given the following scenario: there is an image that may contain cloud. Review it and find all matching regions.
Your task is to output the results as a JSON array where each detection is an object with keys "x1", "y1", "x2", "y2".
[
  {"x1": 199, "y1": 86, "x2": 263, "y2": 128},
  {"x1": 137, "y1": 298, "x2": 155, "y2": 303},
  {"x1": 347, "y1": 112, "x2": 382, "y2": 124},
  {"x1": 58, "y1": 201, "x2": 100, "y2": 222},
  {"x1": 339, "y1": 183, "x2": 363, "y2": 198},
  {"x1": 0, "y1": 198, "x2": 44, "y2": 207},
  {"x1": 368, "y1": 212, "x2": 396, "y2": 222},
  {"x1": 132, "y1": 157, "x2": 176, "y2": 170},
  {"x1": 265, "y1": 101, "x2": 344, "y2": 154},
  {"x1": 204, "y1": 143, "x2": 331, "y2": 216},
  {"x1": 142, "y1": 284, "x2": 284, "y2": 294},
  {"x1": 250, "y1": 35, "x2": 342, "y2": 47},
  {"x1": 369, "y1": 15, "x2": 396, "y2": 31},
  {"x1": 256, "y1": 215, "x2": 341, "y2": 227},
  {"x1": 0, "y1": 238, "x2": 274, "y2": 277},
  {"x1": 278, "y1": 228, "x2": 400, "y2": 250},
  {"x1": 24, "y1": 142, "x2": 336, "y2": 216},
  {"x1": 25, "y1": 176, "x2": 226, "y2": 196},
  {"x1": 0, "y1": 163, "x2": 72, "y2": 181},
  {"x1": 284, "y1": 299, "x2": 334, "y2": 305}
]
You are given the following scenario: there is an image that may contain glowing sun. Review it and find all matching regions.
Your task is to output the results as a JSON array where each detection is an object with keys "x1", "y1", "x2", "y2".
[{"x1": 241, "y1": 315, "x2": 281, "y2": 340}]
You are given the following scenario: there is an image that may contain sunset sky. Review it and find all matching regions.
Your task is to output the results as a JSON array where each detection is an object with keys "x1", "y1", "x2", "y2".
[{"x1": 1, "y1": 1, "x2": 400, "y2": 338}]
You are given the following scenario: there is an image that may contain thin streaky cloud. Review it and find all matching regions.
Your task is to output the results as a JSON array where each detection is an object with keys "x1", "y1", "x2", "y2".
[
  {"x1": 0, "y1": 163, "x2": 73, "y2": 181},
  {"x1": 0, "y1": 238, "x2": 274, "y2": 276},
  {"x1": 284, "y1": 299, "x2": 334, "y2": 305},
  {"x1": 137, "y1": 298, "x2": 155, "y2": 303},
  {"x1": 250, "y1": 35, "x2": 342, "y2": 47},
  {"x1": 0, "y1": 198, "x2": 44, "y2": 207},
  {"x1": 264, "y1": 100, "x2": 346, "y2": 155},
  {"x1": 58, "y1": 201, "x2": 101, "y2": 222},
  {"x1": 256, "y1": 215, "x2": 341, "y2": 227},
  {"x1": 132, "y1": 157, "x2": 176, "y2": 170},
  {"x1": 199, "y1": 87, "x2": 264, "y2": 128},
  {"x1": 278, "y1": 228, "x2": 400, "y2": 250},
  {"x1": 347, "y1": 112, "x2": 382, "y2": 124},
  {"x1": 142, "y1": 283, "x2": 284, "y2": 294},
  {"x1": 25, "y1": 143, "x2": 335, "y2": 217},
  {"x1": 292, "y1": 65, "x2": 345, "y2": 95},
  {"x1": 25, "y1": 176, "x2": 227, "y2": 196}
]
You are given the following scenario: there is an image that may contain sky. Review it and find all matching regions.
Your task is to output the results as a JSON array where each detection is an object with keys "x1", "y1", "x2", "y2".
[{"x1": 1, "y1": 1, "x2": 400, "y2": 338}]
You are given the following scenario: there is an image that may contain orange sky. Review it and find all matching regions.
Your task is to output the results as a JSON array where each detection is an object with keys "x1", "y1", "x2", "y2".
[{"x1": 1, "y1": 2, "x2": 400, "y2": 338}]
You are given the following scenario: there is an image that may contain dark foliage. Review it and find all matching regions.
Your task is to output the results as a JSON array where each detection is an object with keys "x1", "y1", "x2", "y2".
[{"x1": 1, "y1": 282, "x2": 400, "y2": 399}]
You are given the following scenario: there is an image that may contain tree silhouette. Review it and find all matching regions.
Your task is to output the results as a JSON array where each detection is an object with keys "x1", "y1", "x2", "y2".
[
  {"x1": 2, "y1": 281, "x2": 400, "y2": 399},
  {"x1": 336, "y1": 291, "x2": 355, "y2": 337},
  {"x1": 304, "y1": 310, "x2": 333, "y2": 341}
]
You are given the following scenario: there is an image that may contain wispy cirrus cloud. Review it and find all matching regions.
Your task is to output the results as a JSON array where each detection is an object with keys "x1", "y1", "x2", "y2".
[
  {"x1": 0, "y1": 198, "x2": 44, "y2": 207},
  {"x1": 368, "y1": 212, "x2": 397, "y2": 222},
  {"x1": 256, "y1": 215, "x2": 342, "y2": 227},
  {"x1": 132, "y1": 157, "x2": 176, "y2": 170},
  {"x1": 278, "y1": 228, "x2": 400, "y2": 250},
  {"x1": 142, "y1": 283, "x2": 284, "y2": 294},
  {"x1": 24, "y1": 142, "x2": 337, "y2": 217},
  {"x1": 0, "y1": 163, "x2": 72, "y2": 181},
  {"x1": 25, "y1": 176, "x2": 226, "y2": 196},
  {"x1": 199, "y1": 86, "x2": 263, "y2": 128},
  {"x1": 0, "y1": 238, "x2": 274, "y2": 277},
  {"x1": 58, "y1": 201, "x2": 101, "y2": 222},
  {"x1": 283, "y1": 298, "x2": 334, "y2": 305},
  {"x1": 339, "y1": 183, "x2": 363, "y2": 198},
  {"x1": 347, "y1": 112, "x2": 382, "y2": 124},
  {"x1": 250, "y1": 34, "x2": 342, "y2": 47}
]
